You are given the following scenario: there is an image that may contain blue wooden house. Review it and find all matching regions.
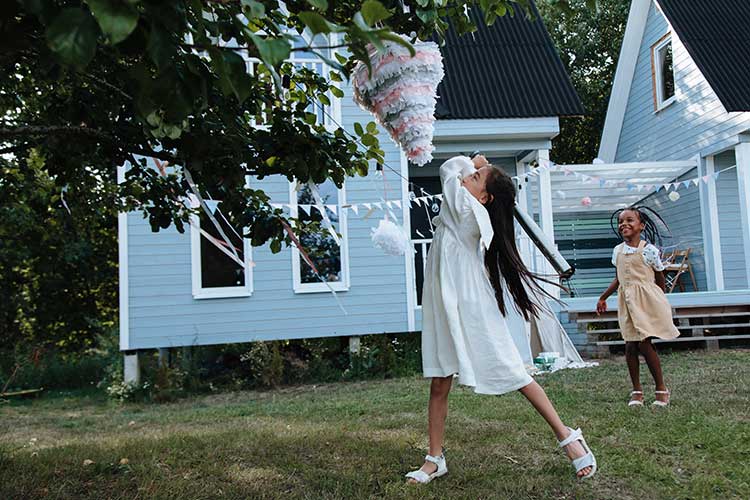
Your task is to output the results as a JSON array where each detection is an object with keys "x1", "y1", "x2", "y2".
[
  {"x1": 555, "y1": 0, "x2": 750, "y2": 353},
  {"x1": 118, "y1": 3, "x2": 585, "y2": 376}
]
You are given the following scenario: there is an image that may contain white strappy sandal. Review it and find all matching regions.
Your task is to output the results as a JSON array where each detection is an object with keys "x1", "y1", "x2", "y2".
[
  {"x1": 405, "y1": 454, "x2": 448, "y2": 484},
  {"x1": 558, "y1": 427, "x2": 597, "y2": 480},
  {"x1": 628, "y1": 390, "x2": 644, "y2": 407},
  {"x1": 652, "y1": 390, "x2": 670, "y2": 407}
]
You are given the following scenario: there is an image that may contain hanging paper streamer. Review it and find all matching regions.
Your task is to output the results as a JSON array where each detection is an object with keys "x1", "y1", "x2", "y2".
[
  {"x1": 371, "y1": 218, "x2": 412, "y2": 256},
  {"x1": 307, "y1": 181, "x2": 341, "y2": 246},
  {"x1": 352, "y1": 36, "x2": 444, "y2": 166}
]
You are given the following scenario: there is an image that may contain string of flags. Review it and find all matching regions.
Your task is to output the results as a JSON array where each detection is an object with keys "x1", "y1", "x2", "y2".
[
  {"x1": 523, "y1": 158, "x2": 729, "y2": 194},
  {"x1": 266, "y1": 193, "x2": 444, "y2": 217}
]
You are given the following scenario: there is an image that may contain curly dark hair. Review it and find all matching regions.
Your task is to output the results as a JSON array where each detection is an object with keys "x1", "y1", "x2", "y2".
[{"x1": 610, "y1": 206, "x2": 671, "y2": 247}]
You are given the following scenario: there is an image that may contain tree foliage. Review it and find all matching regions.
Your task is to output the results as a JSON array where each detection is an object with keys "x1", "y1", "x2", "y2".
[
  {"x1": 538, "y1": 0, "x2": 630, "y2": 164},
  {"x1": 0, "y1": 0, "x2": 549, "y2": 243}
]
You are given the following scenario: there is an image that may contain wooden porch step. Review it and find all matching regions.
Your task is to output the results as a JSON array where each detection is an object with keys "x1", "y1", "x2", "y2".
[
  {"x1": 586, "y1": 322, "x2": 750, "y2": 335},
  {"x1": 596, "y1": 334, "x2": 750, "y2": 346}
]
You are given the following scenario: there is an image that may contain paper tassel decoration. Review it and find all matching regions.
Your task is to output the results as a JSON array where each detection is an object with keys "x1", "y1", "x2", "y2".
[
  {"x1": 352, "y1": 36, "x2": 444, "y2": 166},
  {"x1": 371, "y1": 218, "x2": 412, "y2": 256},
  {"x1": 668, "y1": 191, "x2": 681, "y2": 202},
  {"x1": 581, "y1": 196, "x2": 592, "y2": 207}
]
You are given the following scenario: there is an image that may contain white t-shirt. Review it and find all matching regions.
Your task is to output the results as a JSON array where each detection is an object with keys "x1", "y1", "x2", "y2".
[{"x1": 611, "y1": 242, "x2": 665, "y2": 271}]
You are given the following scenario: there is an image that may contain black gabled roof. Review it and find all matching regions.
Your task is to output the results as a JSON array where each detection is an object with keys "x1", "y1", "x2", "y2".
[
  {"x1": 435, "y1": 1, "x2": 584, "y2": 120},
  {"x1": 657, "y1": 0, "x2": 750, "y2": 112}
]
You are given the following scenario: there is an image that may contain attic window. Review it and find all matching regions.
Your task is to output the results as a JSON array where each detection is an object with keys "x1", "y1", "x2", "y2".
[{"x1": 652, "y1": 35, "x2": 676, "y2": 110}]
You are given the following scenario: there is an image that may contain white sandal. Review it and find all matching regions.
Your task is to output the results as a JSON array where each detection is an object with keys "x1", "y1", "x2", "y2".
[
  {"x1": 652, "y1": 390, "x2": 670, "y2": 407},
  {"x1": 405, "y1": 454, "x2": 448, "y2": 484},
  {"x1": 558, "y1": 427, "x2": 597, "y2": 480},
  {"x1": 628, "y1": 390, "x2": 644, "y2": 407}
]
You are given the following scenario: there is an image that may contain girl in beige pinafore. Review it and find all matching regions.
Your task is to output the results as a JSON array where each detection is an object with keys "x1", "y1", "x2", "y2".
[{"x1": 597, "y1": 207, "x2": 679, "y2": 407}]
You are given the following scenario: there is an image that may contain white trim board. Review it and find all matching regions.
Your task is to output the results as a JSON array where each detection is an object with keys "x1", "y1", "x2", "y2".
[
  {"x1": 117, "y1": 164, "x2": 130, "y2": 351},
  {"x1": 401, "y1": 151, "x2": 416, "y2": 331},
  {"x1": 598, "y1": 0, "x2": 652, "y2": 162}
]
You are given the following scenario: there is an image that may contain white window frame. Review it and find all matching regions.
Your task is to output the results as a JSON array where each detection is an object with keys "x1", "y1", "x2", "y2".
[
  {"x1": 190, "y1": 182, "x2": 254, "y2": 300},
  {"x1": 243, "y1": 31, "x2": 342, "y2": 131},
  {"x1": 288, "y1": 180, "x2": 350, "y2": 293},
  {"x1": 652, "y1": 34, "x2": 677, "y2": 111}
]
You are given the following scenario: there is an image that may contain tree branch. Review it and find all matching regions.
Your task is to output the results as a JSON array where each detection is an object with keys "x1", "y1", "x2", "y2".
[{"x1": 0, "y1": 126, "x2": 180, "y2": 163}]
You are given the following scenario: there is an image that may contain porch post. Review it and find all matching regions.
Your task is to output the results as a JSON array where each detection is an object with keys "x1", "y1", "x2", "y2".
[
  {"x1": 698, "y1": 155, "x2": 724, "y2": 291},
  {"x1": 735, "y1": 143, "x2": 750, "y2": 286},
  {"x1": 537, "y1": 149, "x2": 559, "y2": 298},
  {"x1": 515, "y1": 160, "x2": 534, "y2": 269}
]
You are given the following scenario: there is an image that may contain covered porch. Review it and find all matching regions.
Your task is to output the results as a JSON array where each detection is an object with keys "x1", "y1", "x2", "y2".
[{"x1": 519, "y1": 150, "x2": 750, "y2": 353}]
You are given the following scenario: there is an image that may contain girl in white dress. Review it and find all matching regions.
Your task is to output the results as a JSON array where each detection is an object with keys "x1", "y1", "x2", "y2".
[{"x1": 405, "y1": 155, "x2": 596, "y2": 484}]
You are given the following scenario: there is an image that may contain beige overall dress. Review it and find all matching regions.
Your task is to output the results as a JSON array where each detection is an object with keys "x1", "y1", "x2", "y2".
[{"x1": 616, "y1": 241, "x2": 680, "y2": 342}]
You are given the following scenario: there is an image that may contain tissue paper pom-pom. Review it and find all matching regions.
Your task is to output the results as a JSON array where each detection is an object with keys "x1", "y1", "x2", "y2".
[
  {"x1": 371, "y1": 218, "x2": 411, "y2": 256},
  {"x1": 581, "y1": 196, "x2": 592, "y2": 207},
  {"x1": 668, "y1": 191, "x2": 681, "y2": 202}
]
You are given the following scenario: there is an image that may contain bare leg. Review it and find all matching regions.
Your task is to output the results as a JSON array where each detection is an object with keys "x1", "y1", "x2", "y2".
[
  {"x1": 519, "y1": 381, "x2": 592, "y2": 478},
  {"x1": 408, "y1": 376, "x2": 453, "y2": 483},
  {"x1": 625, "y1": 341, "x2": 644, "y2": 403},
  {"x1": 638, "y1": 338, "x2": 668, "y2": 402}
]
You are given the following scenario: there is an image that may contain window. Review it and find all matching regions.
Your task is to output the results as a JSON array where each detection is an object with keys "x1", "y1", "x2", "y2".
[
  {"x1": 190, "y1": 198, "x2": 253, "y2": 299},
  {"x1": 289, "y1": 180, "x2": 350, "y2": 293},
  {"x1": 652, "y1": 34, "x2": 676, "y2": 110}
]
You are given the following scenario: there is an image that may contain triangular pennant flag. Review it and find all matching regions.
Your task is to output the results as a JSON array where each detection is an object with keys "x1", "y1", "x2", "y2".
[
  {"x1": 385, "y1": 201, "x2": 393, "y2": 208},
  {"x1": 663, "y1": 183, "x2": 671, "y2": 191},
  {"x1": 363, "y1": 203, "x2": 371, "y2": 210},
  {"x1": 713, "y1": 172, "x2": 720, "y2": 180},
  {"x1": 374, "y1": 202, "x2": 383, "y2": 210},
  {"x1": 682, "y1": 180, "x2": 690, "y2": 189},
  {"x1": 299, "y1": 204, "x2": 310, "y2": 216},
  {"x1": 203, "y1": 199, "x2": 220, "y2": 213},
  {"x1": 655, "y1": 185, "x2": 663, "y2": 193},
  {"x1": 393, "y1": 200, "x2": 402, "y2": 209},
  {"x1": 436, "y1": 194, "x2": 444, "y2": 200},
  {"x1": 692, "y1": 178, "x2": 700, "y2": 186},
  {"x1": 326, "y1": 204, "x2": 337, "y2": 216},
  {"x1": 599, "y1": 179, "x2": 607, "y2": 188},
  {"x1": 350, "y1": 204, "x2": 359, "y2": 215},
  {"x1": 413, "y1": 197, "x2": 422, "y2": 206},
  {"x1": 702, "y1": 175, "x2": 710, "y2": 183}
]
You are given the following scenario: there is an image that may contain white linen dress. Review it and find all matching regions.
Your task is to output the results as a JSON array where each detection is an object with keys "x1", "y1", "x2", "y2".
[{"x1": 420, "y1": 156, "x2": 534, "y2": 395}]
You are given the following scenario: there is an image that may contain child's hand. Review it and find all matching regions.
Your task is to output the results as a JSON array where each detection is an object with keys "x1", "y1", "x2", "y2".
[
  {"x1": 471, "y1": 154, "x2": 489, "y2": 169},
  {"x1": 596, "y1": 299, "x2": 607, "y2": 315}
]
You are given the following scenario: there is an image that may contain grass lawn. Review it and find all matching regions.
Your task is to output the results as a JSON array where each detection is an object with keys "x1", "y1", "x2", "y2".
[{"x1": 1, "y1": 350, "x2": 749, "y2": 499}]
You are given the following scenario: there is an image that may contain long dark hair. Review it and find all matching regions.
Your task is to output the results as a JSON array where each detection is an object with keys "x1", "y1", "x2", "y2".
[
  {"x1": 609, "y1": 205, "x2": 670, "y2": 246},
  {"x1": 483, "y1": 167, "x2": 558, "y2": 321}
]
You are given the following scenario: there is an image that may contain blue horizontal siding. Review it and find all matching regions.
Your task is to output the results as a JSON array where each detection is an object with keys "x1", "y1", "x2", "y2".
[
  {"x1": 125, "y1": 81, "x2": 413, "y2": 349},
  {"x1": 615, "y1": 2, "x2": 750, "y2": 163}
]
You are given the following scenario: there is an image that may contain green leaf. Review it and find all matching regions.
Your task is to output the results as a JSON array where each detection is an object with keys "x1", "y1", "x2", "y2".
[
  {"x1": 146, "y1": 24, "x2": 174, "y2": 70},
  {"x1": 353, "y1": 122, "x2": 364, "y2": 136},
  {"x1": 361, "y1": 0, "x2": 392, "y2": 26},
  {"x1": 377, "y1": 31, "x2": 415, "y2": 56},
  {"x1": 318, "y1": 94, "x2": 330, "y2": 106},
  {"x1": 240, "y1": 0, "x2": 266, "y2": 19},
  {"x1": 334, "y1": 52, "x2": 347, "y2": 65},
  {"x1": 304, "y1": 112, "x2": 318, "y2": 125},
  {"x1": 46, "y1": 8, "x2": 100, "y2": 68},
  {"x1": 86, "y1": 0, "x2": 139, "y2": 44},
  {"x1": 416, "y1": 8, "x2": 438, "y2": 24},
  {"x1": 246, "y1": 32, "x2": 291, "y2": 67},
  {"x1": 329, "y1": 71, "x2": 342, "y2": 82},
  {"x1": 306, "y1": 0, "x2": 328, "y2": 10},
  {"x1": 298, "y1": 11, "x2": 332, "y2": 35},
  {"x1": 361, "y1": 133, "x2": 377, "y2": 147},
  {"x1": 329, "y1": 86, "x2": 344, "y2": 98},
  {"x1": 366, "y1": 121, "x2": 377, "y2": 134}
]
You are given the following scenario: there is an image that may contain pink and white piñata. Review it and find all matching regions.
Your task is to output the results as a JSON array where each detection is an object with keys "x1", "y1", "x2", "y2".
[{"x1": 352, "y1": 37, "x2": 444, "y2": 166}]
